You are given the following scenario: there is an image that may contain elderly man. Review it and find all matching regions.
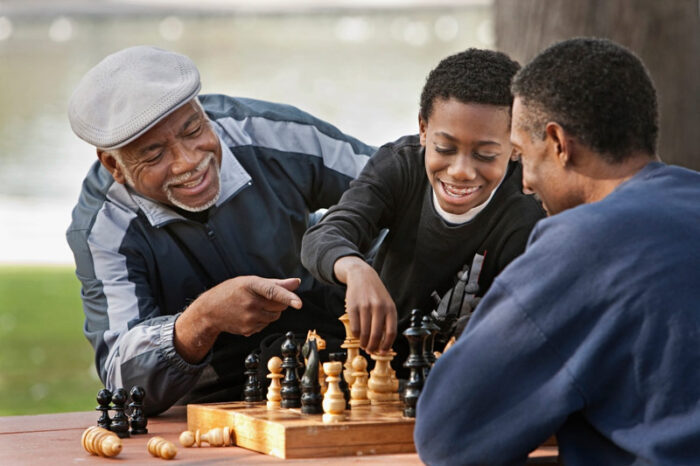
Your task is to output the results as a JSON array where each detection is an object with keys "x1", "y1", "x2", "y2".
[
  {"x1": 66, "y1": 46, "x2": 374, "y2": 415},
  {"x1": 414, "y1": 38, "x2": 700, "y2": 464}
]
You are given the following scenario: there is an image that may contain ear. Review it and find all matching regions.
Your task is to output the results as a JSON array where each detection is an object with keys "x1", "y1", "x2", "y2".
[
  {"x1": 544, "y1": 122, "x2": 570, "y2": 168},
  {"x1": 418, "y1": 113, "x2": 427, "y2": 146},
  {"x1": 97, "y1": 149, "x2": 127, "y2": 185}
]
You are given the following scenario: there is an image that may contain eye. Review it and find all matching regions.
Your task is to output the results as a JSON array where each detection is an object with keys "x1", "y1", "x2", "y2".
[
  {"x1": 185, "y1": 125, "x2": 203, "y2": 137},
  {"x1": 144, "y1": 151, "x2": 164, "y2": 164},
  {"x1": 474, "y1": 152, "x2": 498, "y2": 162},
  {"x1": 434, "y1": 145, "x2": 456, "y2": 154}
]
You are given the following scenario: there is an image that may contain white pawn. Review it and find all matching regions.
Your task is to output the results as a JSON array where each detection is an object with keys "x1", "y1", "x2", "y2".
[
  {"x1": 367, "y1": 351, "x2": 396, "y2": 404},
  {"x1": 196, "y1": 427, "x2": 232, "y2": 447},
  {"x1": 147, "y1": 436, "x2": 177, "y2": 459},
  {"x1": 350, "y1": 355, "x2": 370, "y2": 407},
  {"x1": 322, "y1": 361, "x2": 346, "y2": 423},
  {"x1": 266, "y1": 356, "x2": 284, "y2": 409}
]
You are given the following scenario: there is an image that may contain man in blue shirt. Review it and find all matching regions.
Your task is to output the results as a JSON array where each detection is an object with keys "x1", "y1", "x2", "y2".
[{"x1": 415, "y1": 38, "x2": 700, "y2": 465}]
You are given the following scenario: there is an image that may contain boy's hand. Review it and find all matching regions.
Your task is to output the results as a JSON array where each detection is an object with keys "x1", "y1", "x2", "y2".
[{"x1": 334, "y1": 256, "x2": 397, "y2": 353}]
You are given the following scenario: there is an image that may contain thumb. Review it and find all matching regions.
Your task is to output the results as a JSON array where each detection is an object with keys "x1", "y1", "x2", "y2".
[
  {"x1": 272, "y1": 277, "x2": 302, "y2": 292},
  {"x1": 249, "y1": 278, "x2": 302, "y2": 309}
]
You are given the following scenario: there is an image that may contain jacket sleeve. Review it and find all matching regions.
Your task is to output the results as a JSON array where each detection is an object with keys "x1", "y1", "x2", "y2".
[
  {"x1": 67, "y1": 204, "x2": 210, "y2": 416},
  {"x1": 301, "y1": 143, "x2": 405, "y2": 284}
]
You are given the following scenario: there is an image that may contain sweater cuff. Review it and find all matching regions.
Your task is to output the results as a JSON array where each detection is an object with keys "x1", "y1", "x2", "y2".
[
  {"x1": 159, "y1": 314, "x2": 212, "y2": 374},
  {"x1": 319, "y1": 246, "x2": 365, "y2": 285}
]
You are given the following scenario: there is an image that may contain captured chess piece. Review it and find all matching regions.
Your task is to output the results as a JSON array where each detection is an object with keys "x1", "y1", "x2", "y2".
[
  {"x1": 266, "y1": 356, "x2": 284, "y2": 410},
  {"x1": 110, "y1": 388, "x2": 130, "y2": 438},
  {"x1": 280, "y1": 331, "x2": 302, "y2": 408},
  {"x1": 322, "y1": 361, "x2": 346, "y2": 423},
  {"x1": 243, "y1": 352, "x2": 264, "y2": 403},
  {"x1": 179, "y1": 430, "x2": 196, "y2": 447},
  {"x1": 147, "y1": 436, "x2": 178, "y2": 459},
  {"x1": 197, "y1": 427, "x2": 232, "y2": 447},
  {"x1": 403, "y1": 309, "x2": 431, "y2": 418},
  {"x1": 350, "y1": 354, "x2": 370, "y2": 407},
  {"x1": 95, "y1": 388, "x2": 112, "y2": 430},
  {"x1": 81, "y1": 426, "x2": 122, "y2": 457},
  {"x1": 129, "y1": 385, "x2": 148, "y2": 434}
]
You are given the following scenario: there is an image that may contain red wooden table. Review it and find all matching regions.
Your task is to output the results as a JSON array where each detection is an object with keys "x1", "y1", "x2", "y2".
[{"x1": 0, "y1": 407, "x2": 558, "y2": 464}]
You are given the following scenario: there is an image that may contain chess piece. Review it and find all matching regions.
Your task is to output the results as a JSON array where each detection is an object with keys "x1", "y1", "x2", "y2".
[
  {"x1": 81, "y1": 426, "x2": 122, "y2": 457},
  {"x1": 95, "y1": 388, "x2": 112, "y2": 430},
  {"x1": 266, "y1": 356, "x2": 284, "y2": 410},
  {"x1": 129, "y1": 385, "x2": 148, "y2": 434},
  {"x1": 110, "y1": 388, "x2": 130, "y2": 438},
  {"x1": 304, "y1": 330, "x2": 328, "y2": 394},
  {"x1": 421, "y1": 314, "x2": 440, "y2": 379},
  {"x1": 197, "y1": 427, "x2": 232, "y2": 447},
  {"x1": 339, "y1": 313, "x2": 360, "y2": 387},
  {"x1": 147, "y1": 436, "x2": 177, "y2": 459},
  {"x1": 322, "y1": 361, "x2": 346, "y2": 423},
  {"x1": 280, "y1": 331, "x2": 302, "y2": 408},
  {"x1": 329, "y1": 352, "x2": 350, "y2": 408},
  {"x1": 243, "y1": 352, "x2": 264, "y2": 403},
  {"x1": 367, "y1": 351, "x2": 397, "y2": 404},
  {"x1": 301, "y1": 335, "x2": 323, "y2": 414},
  {"x1": 403, "y1": 309, "x2": 431, "y2": 418},
  {"x1": 179, "y1": 430, "x2": 196, "y2": 447},
  {"x1": 350, "y1": 354, "x2": 370, "y2": 407}
]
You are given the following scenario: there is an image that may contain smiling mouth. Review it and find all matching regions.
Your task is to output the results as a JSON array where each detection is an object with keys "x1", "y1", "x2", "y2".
[
  {"x1": 176, "y1": 174, "x2": 205, "y2": 189},
  {"x1": 441, "y1": 181, "x2": 481, "y2": 198}
]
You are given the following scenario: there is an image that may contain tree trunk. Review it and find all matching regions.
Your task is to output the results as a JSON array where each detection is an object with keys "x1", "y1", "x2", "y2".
[{"x1": 494, "y1": 0, "x2": 700, "y2": 170}]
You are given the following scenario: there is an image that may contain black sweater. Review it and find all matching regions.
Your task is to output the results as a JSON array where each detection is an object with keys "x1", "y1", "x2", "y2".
[{"x1": 301, "y1": 135, "x2": 545, "y2": 348}]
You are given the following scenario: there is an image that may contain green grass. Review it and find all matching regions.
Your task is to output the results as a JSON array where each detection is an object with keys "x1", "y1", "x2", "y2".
[{"x1": 0, "y1": 266, "x2": 102, "y2": 415}]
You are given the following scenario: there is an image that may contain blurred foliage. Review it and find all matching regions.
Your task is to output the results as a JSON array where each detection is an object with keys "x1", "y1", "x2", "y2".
[{"x1": 0, "y1": 266, "x2": 101, "y2": 415}]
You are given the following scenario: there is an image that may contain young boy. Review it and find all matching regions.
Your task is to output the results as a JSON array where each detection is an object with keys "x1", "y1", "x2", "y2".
[{"x1": 301, "y1": 49, "x2": 544, "y2": 361}]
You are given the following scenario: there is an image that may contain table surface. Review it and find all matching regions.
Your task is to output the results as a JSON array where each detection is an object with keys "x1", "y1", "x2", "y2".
[{"x1": 0, "y1": 407, "x2": 559, "y2": 464}]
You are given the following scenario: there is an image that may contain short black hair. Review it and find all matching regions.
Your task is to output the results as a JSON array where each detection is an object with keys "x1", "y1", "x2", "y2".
[
  {"x1": 419, "y1": 49, "x2": 520, "y2": 122},
  {"x1": 512, "y1": 37, "x2": 658, "y2": 162}
]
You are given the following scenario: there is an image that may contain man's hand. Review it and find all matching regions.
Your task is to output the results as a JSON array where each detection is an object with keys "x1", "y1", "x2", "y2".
[
  {"x1": 174, "y1": 276, "x2": 302, "y2": 363},
  {"x1": 334, "y1": 256, "x2": 397, "y2": 353}
]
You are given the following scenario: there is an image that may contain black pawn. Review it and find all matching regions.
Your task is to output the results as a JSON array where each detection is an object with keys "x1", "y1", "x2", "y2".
[
  {"x1": 243, "y1": 352, "x2": 264, "y2": 403},
  {"x1": 96, "y1": 388, "x2": 112, "y2": 429},
  {"x1": 110, "y1": 388, "x2": 130, "y2": 438},
  {"x1": 329, "y1": 352, "x2": 350, "y2": 408},
  {"x1": 280, "y1": 331, "x2": 302, "y2": 408},
  {"x1": 421, "y1": 314, "x2": 440, "y2": 380},
  {"x1": 402, "y1": 309, "x2": 431, "y2": 418},
  {"x1": 129, "y1": 386, "x2": 148, "y2": 435}
]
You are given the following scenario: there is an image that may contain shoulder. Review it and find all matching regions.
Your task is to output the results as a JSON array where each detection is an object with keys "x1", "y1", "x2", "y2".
[
  {"x1": 368, "y1": 134, "x2": 423, "y2": 170},
  {"x1": 200, "y1": 94, "x2": 374, "y2": 156}
]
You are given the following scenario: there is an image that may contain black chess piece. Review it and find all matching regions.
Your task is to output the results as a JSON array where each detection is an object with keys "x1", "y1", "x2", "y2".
[
  {"x1": 329, "y1": 351, "x2": 350, "y2": 408},
  {"x1": 110, "y1": 388, "x2": 130, "y2": 438},
  {"x1": 96, "y1": 388, "x2": 112, "y2": 429},
  {"x1": 402, "y1": 309, "x2": 430, "y2": 418},
  {"x1": 243, "y1": 352, "x2": 264, "y2": 403},
  {"x1": 300, "y1": 338, "x2": 323, "y2": 414},
  {"x1": 421, "y1": 314, "x2": 440, "y2": 380},
  {"x1": 129, "y1": 386, "x2": 148, "y2": 435},
  {"x1": 280, "y1": 331, "x2": 302, "y2": 408}
]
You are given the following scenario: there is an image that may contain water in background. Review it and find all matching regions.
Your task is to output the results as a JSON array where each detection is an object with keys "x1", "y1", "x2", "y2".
[{"x1": 0, "y1": 7, "x2": 493, "y2": 264}]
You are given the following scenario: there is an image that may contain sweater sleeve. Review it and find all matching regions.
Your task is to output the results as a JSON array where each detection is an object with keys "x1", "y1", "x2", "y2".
[
  {"x1": 414, "y1": 278, "x2": 585, "y2": 465},
  {"x1": 301, "y1": 142, "x2": 409, "y2": 285}
]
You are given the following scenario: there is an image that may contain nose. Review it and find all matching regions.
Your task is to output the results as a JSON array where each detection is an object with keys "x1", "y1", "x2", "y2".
[
  {"x1": 447, "y1": 154, "x2": 476, "y2": 180},
  {"x1": 169, "y1": 143, "x2": 199, "y2": 175}
]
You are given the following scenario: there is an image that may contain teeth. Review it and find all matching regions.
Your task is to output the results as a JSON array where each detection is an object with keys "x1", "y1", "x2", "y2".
[
  {"x1": 442, "y1": 182, "x2": 479, "y2": 197},
  {"x1": 179, "y1": 175, "x2": 203, "y2": 189}
]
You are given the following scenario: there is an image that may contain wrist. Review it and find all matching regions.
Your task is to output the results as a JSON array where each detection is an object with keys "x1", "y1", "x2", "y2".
[
  {"x1": 333, "y1": 255, "x2": 369, "y2": 284},
  {"x1": 173, "y1": 297, "x2": 219, "y2": 364}
]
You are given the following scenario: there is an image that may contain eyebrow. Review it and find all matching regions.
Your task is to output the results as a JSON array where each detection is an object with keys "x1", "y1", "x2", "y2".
[
  {"x1": 138, "y1": 112, "x2": 203, "y2": 155},
  {"x1": 434, "y1": 131, "x2": 502, "y2": 147}
]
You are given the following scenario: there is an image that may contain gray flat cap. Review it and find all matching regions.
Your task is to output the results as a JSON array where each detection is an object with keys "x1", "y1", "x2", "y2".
[{"x1": 68, "y1": 45, "x2": 201, "y2": 149}]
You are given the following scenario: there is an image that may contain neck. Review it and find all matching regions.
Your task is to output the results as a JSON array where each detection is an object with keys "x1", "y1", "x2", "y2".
[{"x1": 581, "y1": 151, "x2": 657, "y2": 204}]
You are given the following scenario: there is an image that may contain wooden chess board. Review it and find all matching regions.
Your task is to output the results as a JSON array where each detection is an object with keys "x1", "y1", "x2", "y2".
[{"x1": 187, "y1": 401, "x2": 415, "y2": 459}]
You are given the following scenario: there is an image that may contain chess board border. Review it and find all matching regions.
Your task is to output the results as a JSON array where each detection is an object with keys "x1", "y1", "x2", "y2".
[{"x1": 187, "y1": 401, "x2": 416, "y2": 458}]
